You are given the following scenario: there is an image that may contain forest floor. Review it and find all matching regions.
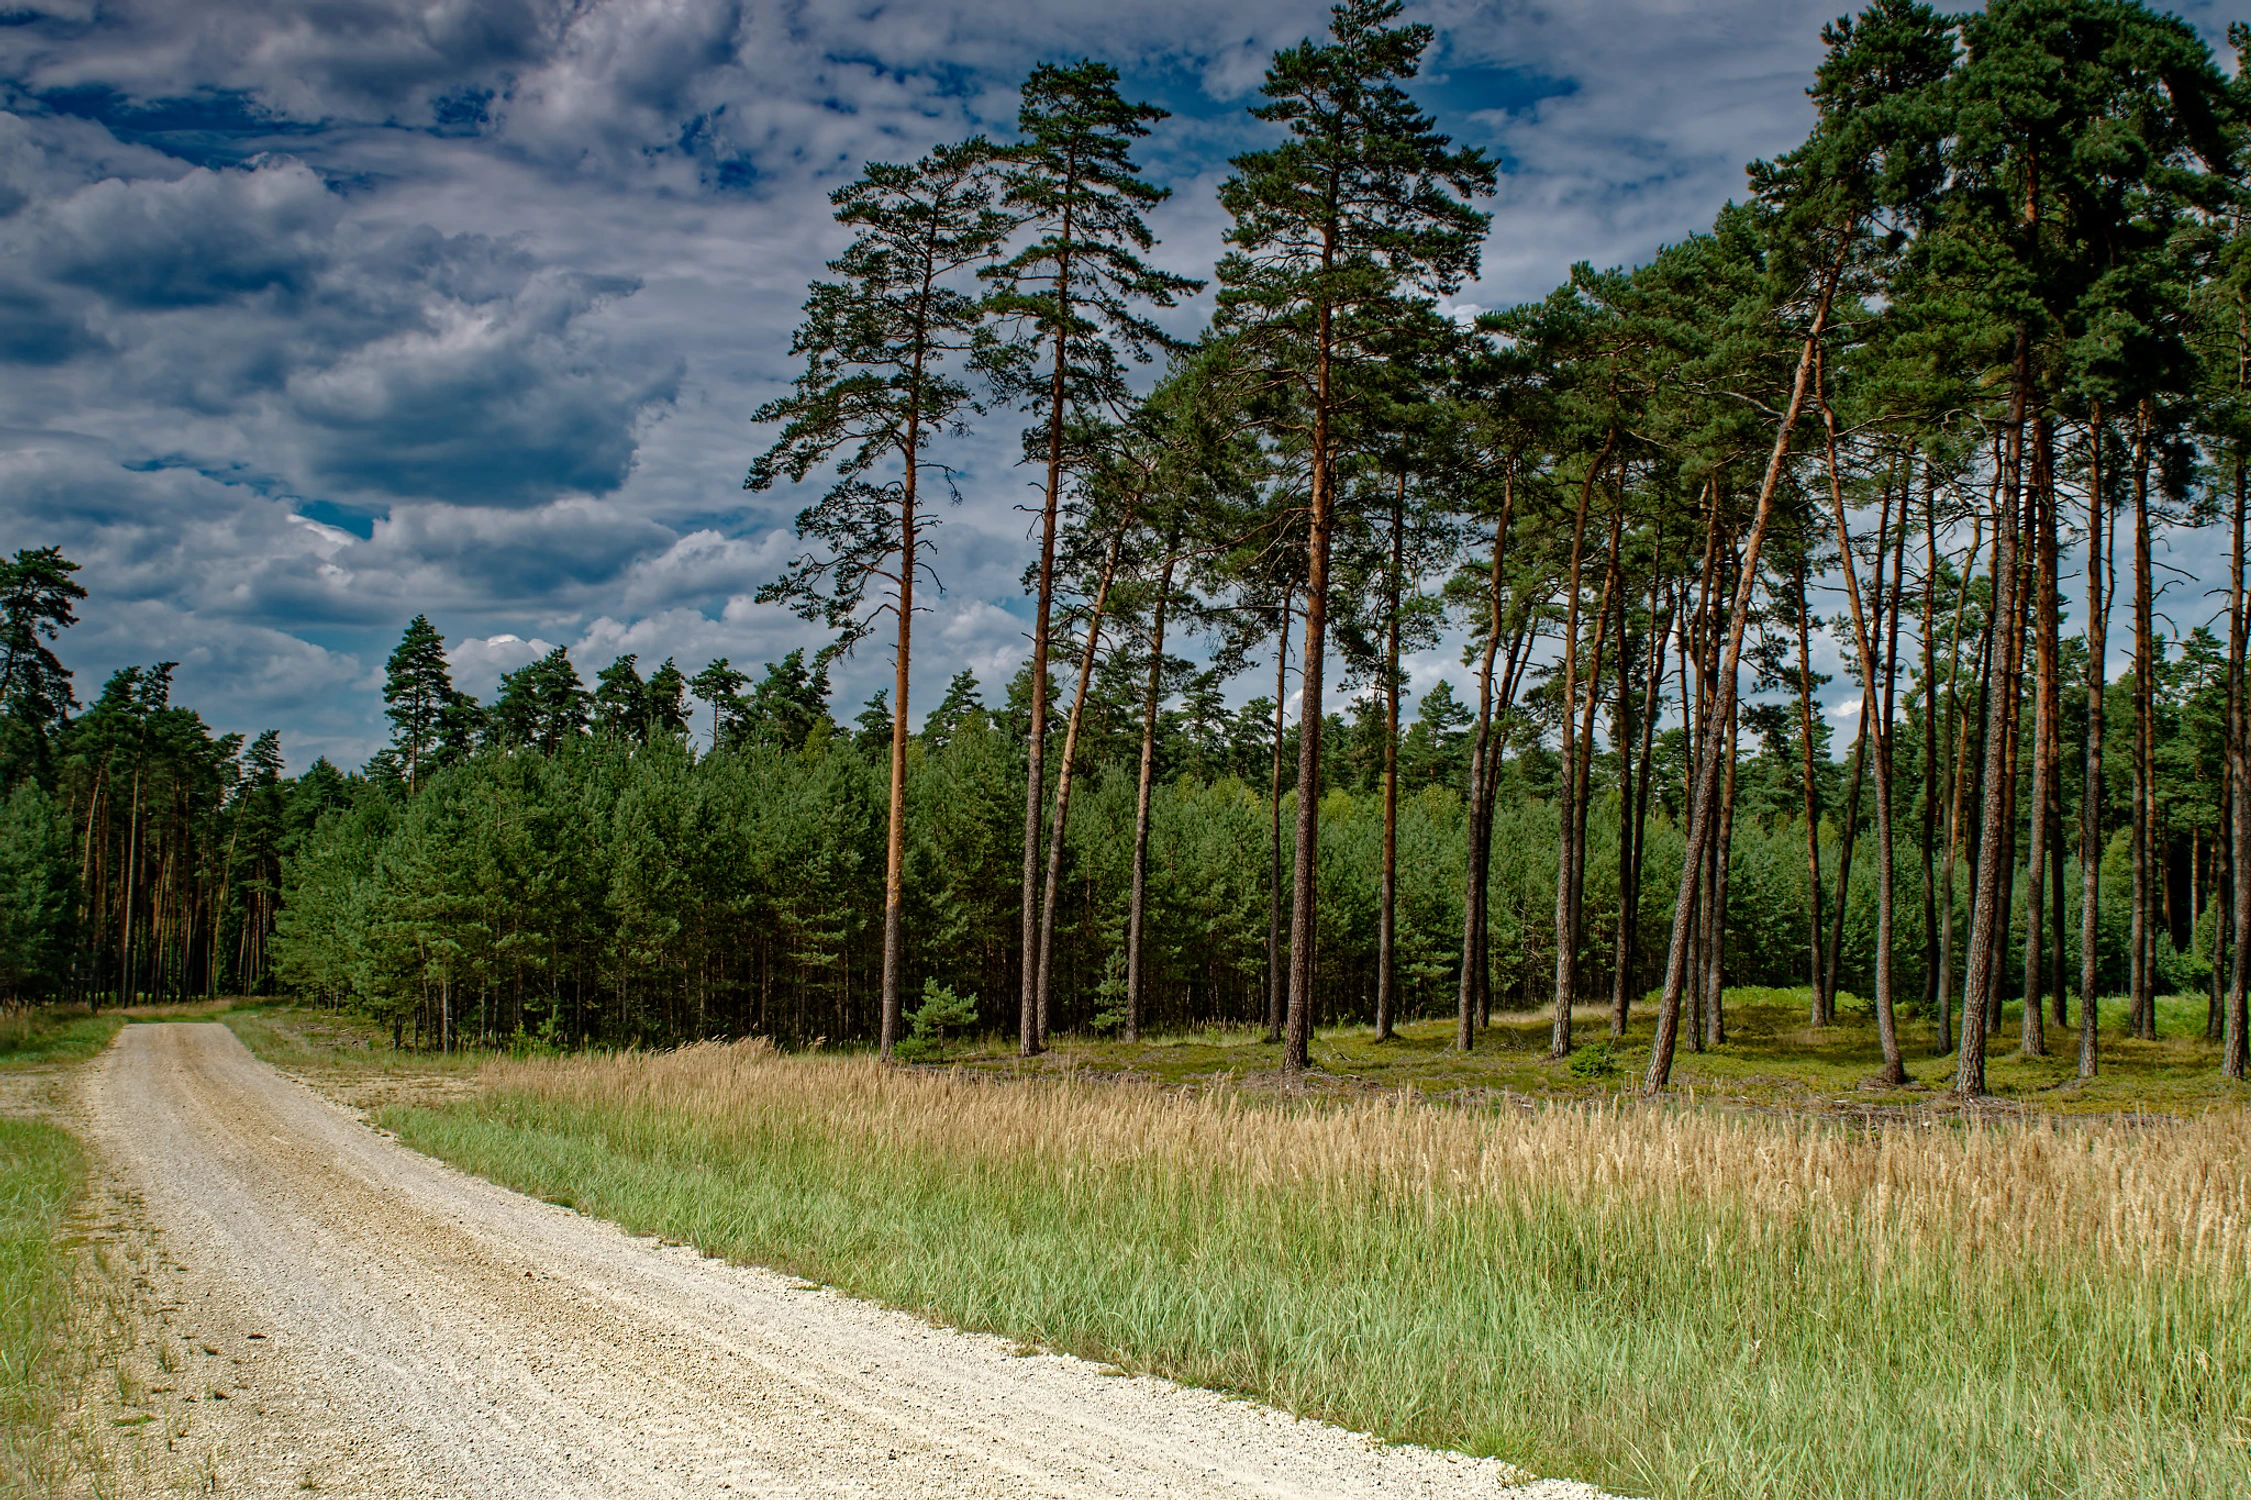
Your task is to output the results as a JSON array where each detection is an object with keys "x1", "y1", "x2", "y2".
[
  {"x1": 2, "y1": 1013, "x2": 1615, "y2": 1499},
  {"x1": 940, "y1": 988, "x2": 2244, "y2": 1116}
]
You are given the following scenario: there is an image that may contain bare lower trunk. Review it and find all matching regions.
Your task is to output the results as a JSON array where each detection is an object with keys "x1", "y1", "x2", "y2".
[
  {"x1": 1793, "y1": 557, "x2": 1830, "y2": 1024},
  {"x1": 1458, "y1": 487, "x2": 1511, "y2": 1051},
  {"x1": 1645, "y1": 267, "x2": 1837, "y2": 1092},
  {"x1": 2131, "y1": 405, "x2": 2157, "y2": 1040},
  {"x1": 1267, "y1": 591, "x2": 1291, "y2": 1043},
  {"x1": 1612, "y1": 567, "x2": 1666, "y2": 1036},
  {"x1": 1376, "y1": 473, "x2": 1405, "y2": 1041},
  {"x1": 1551, "y1": 439, "x2": 1615, "y2": 1058},
  {"x1": 879, "y1": 471, "x2": 917, "y2": 1059},
  {"x1": 1286, "y1": 437, "x2": 1333, "y2": 1072},
  {"x1": 1703, "y1": 706, "x2": 1738, "y2": 1049},
  {"x1": 1817, "y1": 383, "x2": 1905, "y2": 1082},
  {"x1": 1920, "y1": 472, "x2": 1942, "y2": 1021},
  {"x1": 1124, "y1": 546, "x2": 1178, "y2": 1046},
  {"x1": 1955, "y1": 329, "x2": 2031, "y2": 1096},
  {"x1": 2227, "y1": 444, "x2": 2249, "y2": 1078},
  {"x1": 2021, "y1": 421, "x2": 2057, "y2": 1057},
  {"x1": 1035, "y1": 531, "x2": 1126, "y2": 1043}
]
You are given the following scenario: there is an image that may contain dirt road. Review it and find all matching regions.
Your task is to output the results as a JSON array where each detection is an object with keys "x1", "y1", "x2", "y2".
[{"x1": 79, "y1": 1023, "x2": 1612, "y2": 1499}]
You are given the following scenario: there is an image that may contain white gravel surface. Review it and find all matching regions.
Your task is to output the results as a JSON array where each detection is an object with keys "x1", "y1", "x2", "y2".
[{"x1": 78, "y1": 1022, "x2": 1622, "y2": 1499}]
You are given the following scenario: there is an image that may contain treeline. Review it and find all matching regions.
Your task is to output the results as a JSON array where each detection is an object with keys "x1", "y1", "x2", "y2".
[
  {"x1": 14, "y1": 0, "x2": 2251, "y2": 1098},
  {"x1": 262, "y1": 635, "x2": 2188, "y2": 1054},
  {"x1": 0, "y1": 548, "x2": 353, "y2": 1006}
]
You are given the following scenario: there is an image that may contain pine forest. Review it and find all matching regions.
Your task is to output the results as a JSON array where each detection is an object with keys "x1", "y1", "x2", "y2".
[{"x1": 13, "y1": 0, "x2": 2251, "y2": 1104}]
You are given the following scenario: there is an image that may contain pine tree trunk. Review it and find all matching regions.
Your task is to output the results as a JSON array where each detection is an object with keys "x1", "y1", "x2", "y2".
[
  {"x1": 1551, "y1": 436, "x2": 1615, "y2": 1058},
  {"x1": 1124, "y1": 545, "x2": 1178, "y2": 1046},
  {"x1": 1268, "y1": 590, "x2": 1291, "y2": 1043},
  {"x1": 1955, "y1": 329, "x2": 2031, "y2": 1096},
  {"x1": 1458, "y1": 485, "x2": 1511, "y2": 1051},
  {"x1": 1921, "y1": 473, "x2": 1942, "y2": 1022},
  {"x1": 1645, "y1": 266, "x2": 1837, "y2": 1093},
  {"x1": 2226, "y1": 443, "x2": 2249, "y2": 1078},
  {"x1": 1816, "y1": 388, "x2": 1906, "y2": 1082},
  {"x1": 879, "y1": 465, "x2": 916, "y2": 1059},
  {"x1": 2132, "y1": 404, "x2": 2158, "y2": 1040},
  {"x1": 1793, "y1": 557, "x2": 1831, "y2": 1024},
  {"x1": 1376, "y1": 472, "x2": 1405, "y2": 1041},
  {"x1": 1936, "y1": 518, "x2": 1982, "y2": 1052},
  {"x1": 1036, "y1": 529, "x2": 1125, "y2": 1043},
  {"x1": 1612, "y1": 564, "x2": 1664, "y2": 1037},
  {"x1": 1018, "y1": 254, "x2": 1076, "y2": 1058},
  {"x1": 2021, "y1": 419, "x2": 2058, "y2": 1056},
  {"x1": 1704, "y1": 705, "x2": 1739, "y2": 1049}
]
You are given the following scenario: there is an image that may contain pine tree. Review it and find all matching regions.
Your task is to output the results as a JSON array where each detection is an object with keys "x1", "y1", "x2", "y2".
[
  {"x1": 0, "y1": 546, "x2": 86, "y2": 790},
  {"x1": 493, "y1": 648, "x2": 589, "y2": 755},
  {"x1": 1213, "y1": 0, "x2": 1494, "y2": 1069},
  {"x1": 748, "y1": 137, "x2": 1012, "y2": 1058},
  {"x1": 384, "y1": 616, "x2": 456, "y2": 792},
  {"x1": 986, "y1": 60, "x2": 1202, "y2": 1057}
]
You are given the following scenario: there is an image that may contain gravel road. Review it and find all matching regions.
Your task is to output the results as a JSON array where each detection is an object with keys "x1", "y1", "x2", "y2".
[{"x1": 81, "y1": 1023, "x2": 1616, "y2": 1499}]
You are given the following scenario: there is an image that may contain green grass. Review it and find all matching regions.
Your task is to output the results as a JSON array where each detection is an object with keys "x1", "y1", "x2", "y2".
[
  {"x1": 0, "y1": 1006, "x2": 123, "y2": 1067},
  {"x1": 391, "y1": 1045, "x2": 2251, "y2": 1500},
  {"x1": 221, "y1": 1003, "x2": 489, "y2": 1079},
  {"x1": 937, "y1": 986, "x2": 2248, "y2": 1115},
  {"x1": 0, "y1": 1119, "x2": 85, "y2": 1492}
]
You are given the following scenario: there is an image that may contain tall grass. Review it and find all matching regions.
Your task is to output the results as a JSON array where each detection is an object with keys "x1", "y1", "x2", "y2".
[
  {"x1": 0, "y1": 1120, "x2": 84, "y2": 1493},
  {"x1": 393, "y1": 1043, "x2": 2251, "y2": 1499}
]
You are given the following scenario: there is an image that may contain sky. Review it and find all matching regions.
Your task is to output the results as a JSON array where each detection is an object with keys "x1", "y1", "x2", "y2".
[{"x1": 4, "y1": 0, "x2": 2248, "y2": 770}]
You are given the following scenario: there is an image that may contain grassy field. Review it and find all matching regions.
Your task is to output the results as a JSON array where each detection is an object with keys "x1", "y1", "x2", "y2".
[
  {"x1": 937, "y1": 989, "x2": 2246, "y2": 1115},
  {"x1": 388, "y1": 1033, "x2": 2251, "y2": 1500}
]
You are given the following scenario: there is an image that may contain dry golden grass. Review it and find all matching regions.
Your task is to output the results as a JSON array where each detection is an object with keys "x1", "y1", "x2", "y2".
[{"x1": 398, "y1": 1040, "x2": 2251, "y2": 1499}]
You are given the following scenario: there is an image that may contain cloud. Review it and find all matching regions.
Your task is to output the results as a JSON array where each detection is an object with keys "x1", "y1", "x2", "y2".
[{"x1": 16, "y1": 0, "x2": 2241, "y2": 768}]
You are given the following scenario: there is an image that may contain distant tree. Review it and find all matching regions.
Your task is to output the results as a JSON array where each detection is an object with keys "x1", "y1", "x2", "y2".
[
  {"x1": 740, "y1": 650, "x2": 833, "y2": 752},
  {"x1": 0, "y1": 782, "x2": 74, "y2": 1002},
  {"x1": 594, "y1": 655, "x2": 650, "y2": 740},
  {"x1": 853, "y1": 692, "x2": 894, "y2": 758},
  {"x1": 921, "y1": 670, "x2": 985, "y2": 751},
  {"x1": 383, "y1": 616, "x2": 457, "y2": 792},
  {"x1": 493, "y1": 648, "x2": 590, "y2": 755},
  {"x1": 645, "y1": 660, "x2": 690, "y2": 740},
  {"x1": 0, "y1": 546, "x2": 87, "y2": 788},
  {"x1": 690, "y1": 659, "x2": 750, "y2": 746}
]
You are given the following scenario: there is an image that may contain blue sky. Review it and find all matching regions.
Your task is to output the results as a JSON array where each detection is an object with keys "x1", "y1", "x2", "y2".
[{"x1": 4, "y1": 0, "x2": 2247, "y2": 768}]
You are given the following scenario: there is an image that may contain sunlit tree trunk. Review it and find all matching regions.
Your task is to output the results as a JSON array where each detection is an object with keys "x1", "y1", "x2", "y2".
[
  {"x1": 1458, "y1": 484, "x2": 1511, "y2": 1051},
  {"x1": 1267, "y1": 589, "x2": 1291, "y2": 1044},
  {"x1": 2226, "y1": 444, "x2": 2249, "y2": 1079},
  {"x1": 1376, "y1": 472, "x2": 1405, "y2": 1041},
  {"x1": 1956, "y1": 328, "x2": 2031, "y2": 1096},
  {"x1": 1793, "y1": 556, "x2": 1830, "y2": 1025},
  {"x1": 1124, "y1": 543, "x2": 1178, "y2": 1046},
  {"x1": 1036, "y1": 529, "x2": 1126, "y2": 1042},
  {"x1": 2130, "y1": 403, "x2": 2157, "y2": 1040},
  {"x1": 1551, "y1": 436, "x2": 1616, "y2": 1059},
  {"x1": 1646, "y1": 265, "x2": 1839, "y2": 1093},
  {"x1": 2021, "y1": 417, "x2": 2058, "y2": 1057}
]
